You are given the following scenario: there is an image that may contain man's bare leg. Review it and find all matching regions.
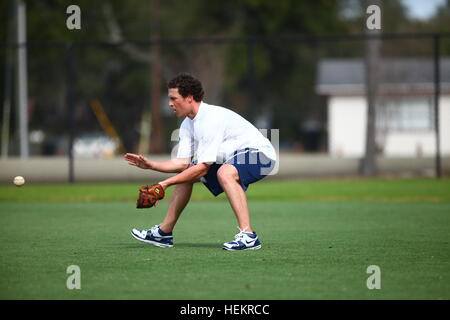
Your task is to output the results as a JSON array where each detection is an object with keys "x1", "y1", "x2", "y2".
[
  {"x1": 159, "y1": 181, "x2": 195, "y2": 233},
  {"x1": 217, "y1": 164, "x2": 253, "y2": 233}
]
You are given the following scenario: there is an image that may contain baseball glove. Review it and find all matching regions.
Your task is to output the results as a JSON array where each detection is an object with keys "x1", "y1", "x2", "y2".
[{"x1": 136, "y1": 184, "x2": 165, "y2": 208}]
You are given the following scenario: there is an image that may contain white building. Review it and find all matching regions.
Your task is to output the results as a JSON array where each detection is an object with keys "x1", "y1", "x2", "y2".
[{"x1": 316, "y1": 58, "x2": 450, "y2": 157}]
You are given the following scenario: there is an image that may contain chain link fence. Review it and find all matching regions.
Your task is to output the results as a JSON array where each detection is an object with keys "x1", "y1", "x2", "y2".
[{"x1": 1, "y1": 33, "x2": 449, "y2": 179}]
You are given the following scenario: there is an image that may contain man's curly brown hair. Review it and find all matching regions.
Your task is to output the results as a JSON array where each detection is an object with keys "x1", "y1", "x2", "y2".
[{"x1": 167, "y1": 73, "x2": 204, "y2": 102}]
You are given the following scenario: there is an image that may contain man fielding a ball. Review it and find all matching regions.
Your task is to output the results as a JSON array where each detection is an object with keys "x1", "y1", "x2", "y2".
[{"x1": 124, "y1": 73, "x2": 277, "y2": 250}]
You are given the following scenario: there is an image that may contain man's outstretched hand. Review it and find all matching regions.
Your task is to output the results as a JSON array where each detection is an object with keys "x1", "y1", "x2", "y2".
[{"x1": 124, "y1": 153, "x2": 152, "y2": 170}]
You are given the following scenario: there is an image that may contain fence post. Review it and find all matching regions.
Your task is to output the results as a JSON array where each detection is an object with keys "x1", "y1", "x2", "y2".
[
  {"x1": 246, "y1": 39, "x2": 257, "y2": 122},
  {"x1": 434, "y1": 34, "x2": 441, "y2": 179},
  {"x1": 65, "y1": 43, "x2": 75, "y2": 183}
]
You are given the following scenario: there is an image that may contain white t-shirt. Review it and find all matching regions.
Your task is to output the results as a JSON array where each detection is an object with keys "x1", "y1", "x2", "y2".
[{"x1": 176, "y1": 102, "x2": 276, "y2": 164}]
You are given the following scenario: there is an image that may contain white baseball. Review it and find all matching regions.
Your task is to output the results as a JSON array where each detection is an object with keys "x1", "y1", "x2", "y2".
[{"x1": 13, "y1": 176, "x2": 25, "y2": 186}]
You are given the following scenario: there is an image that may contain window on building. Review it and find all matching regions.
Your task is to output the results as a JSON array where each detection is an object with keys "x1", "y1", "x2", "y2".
[{"x1": 376, "y1": 96, "x2": 434, "y2": 131}]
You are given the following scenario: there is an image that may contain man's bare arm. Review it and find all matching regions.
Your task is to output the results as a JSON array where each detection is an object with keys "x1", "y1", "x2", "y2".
[
  {"x1": 124, "y1": 153, "x2": 190, "y2": 173},
  {"x1": 158, "y1": 163, "x2": 210, "y2": 189},
  {"x1": 149, "y1": 158, "x2": 191, "y2": 173}
]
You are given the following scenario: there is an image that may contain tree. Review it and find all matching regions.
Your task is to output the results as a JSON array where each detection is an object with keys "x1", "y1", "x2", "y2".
[{"x1": 361, "y1": 0, "x2": 382, "y2": 176}]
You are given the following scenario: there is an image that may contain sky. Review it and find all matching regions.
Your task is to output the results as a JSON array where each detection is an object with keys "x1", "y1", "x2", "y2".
[{"x1": 401, "y1": 0, "x2": 446, "y2": 20}]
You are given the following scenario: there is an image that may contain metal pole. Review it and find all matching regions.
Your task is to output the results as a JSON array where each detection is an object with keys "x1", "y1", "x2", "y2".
[
  {"x1": 1, "y1": 56, "x2": 12, "y2": 158},
  {"x1": 1, "y1": 1, "x2": 15, "y2": 159},
  {"x1": 66, "y1": 44, "x2": 75, "y2": 183},
  {"x1": 434, "y1": 35, "x2": 442, "y2": 179},
  {"x1": 246, "y1": 39, "x2": 257, "y2": 122},
  {"x1": 16, "y1": 0, "x2": 29, "y2": 158}
]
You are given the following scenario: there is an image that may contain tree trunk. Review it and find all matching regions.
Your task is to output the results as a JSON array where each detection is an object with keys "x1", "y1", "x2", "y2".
[
  {"x1": 149, "y1": 0, "x2": 162, "y2": 154},
  {"x1": 361, "y1": 0, "x2": 382, "y2": 176}
]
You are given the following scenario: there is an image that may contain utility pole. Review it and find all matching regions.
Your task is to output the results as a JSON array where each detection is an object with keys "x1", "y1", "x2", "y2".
[{"x1": 15, "y1": 0, "x2": 29, "y2": 158}]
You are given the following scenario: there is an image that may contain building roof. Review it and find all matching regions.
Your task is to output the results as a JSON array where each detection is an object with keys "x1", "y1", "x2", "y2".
[{"x1": 316, "y1": 58, "x2": 450, "y2": 95}]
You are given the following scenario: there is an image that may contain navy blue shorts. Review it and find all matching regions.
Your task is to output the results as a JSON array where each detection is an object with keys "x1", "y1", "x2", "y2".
[{"x1": 200, "y1": 148, "x2": 276, "y2": 197}]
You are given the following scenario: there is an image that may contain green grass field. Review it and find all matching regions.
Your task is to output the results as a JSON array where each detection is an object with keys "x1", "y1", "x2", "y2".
[{"x1": 0, "y1": 178, "x2": 449, "y2": 300}]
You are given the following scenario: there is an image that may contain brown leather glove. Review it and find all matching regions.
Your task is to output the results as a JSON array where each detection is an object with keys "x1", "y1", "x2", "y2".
[{"x1": 136, "y1": 184, "x2": 165, "y2": 208}]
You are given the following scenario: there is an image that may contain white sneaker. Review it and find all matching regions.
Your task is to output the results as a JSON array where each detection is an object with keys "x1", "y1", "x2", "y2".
[
  {"x1": 223, "y1": 227, "x2": 261, "y2": 251},
  {"x1": 131, "y1": 225, "x2": 174, "y2": 248}
]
